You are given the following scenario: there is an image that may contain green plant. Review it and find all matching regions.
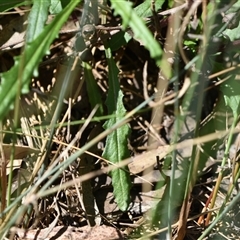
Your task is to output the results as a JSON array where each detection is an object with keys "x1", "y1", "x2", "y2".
[{"x1": 0, "y1": 0, "x2": 240, "y2": 239}]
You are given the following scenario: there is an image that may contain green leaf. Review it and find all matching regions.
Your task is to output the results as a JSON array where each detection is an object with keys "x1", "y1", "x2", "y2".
[
  {"x1": 110, "y1": 0, "x2": 162, "y2": 66},
  {"x1": 26, "y1": 0, "x2": 50, "y2": 43},
  {"x1": 222, "y1": 1, "x2": 240, "y2": 41},
  {"x1": 108, "y1": 31, "x2": 132, "y2": 51},
  {"x1": 102, "y1": 45, "x2": 131, "y2": 211},
  {"x1": 224, "y1": 21, "x2": 240, "y2": 41},
  {"x1": 0, "y1": 0, "x2": 31, "y2": 12},
  {"x1": 0, "y1": 0, "x2": 81, "y2": 121},
  {"x1": 134, "y1": 0, "x2": 164, "y2": 18},
  {"x1": 225, "y1": 1, "x2": 240, "y2": 13},
  {"x1": 50, "y1": 0, "x2": 63, "y2": 14},
  {"x1": 103, "y1": 91, "x2": 132, "y2": 211},
  {"x1": 221, "y1": 76, "x2": 240, "y2": 119}
]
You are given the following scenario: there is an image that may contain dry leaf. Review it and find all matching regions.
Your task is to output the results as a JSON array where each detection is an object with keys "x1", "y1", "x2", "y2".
[
  {"x1": 128, "y1": 145, "x2": 173, "y2": 174},
  {"x1": 0, "y1": 15, "x2": 26, "y2": 50},
  {"x1": 6, "y1": 159, "x2": 22, "y2": 175},
  {"x1": 1, "y1": 143, "x2": 39, "y2": 159},
  {"x1": 0, "y1": 144, "x2": 39, "y2": 175}
]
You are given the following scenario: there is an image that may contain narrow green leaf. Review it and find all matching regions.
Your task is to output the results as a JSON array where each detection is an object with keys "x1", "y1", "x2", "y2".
[
  {"x1": 103, "y1": 91, "x2": 132, "y2": 211},
  {"x1": 110, "y1": 0, "x2": 162, "y2": 66},
  {"x1": 0, "y1": 0, "x2": 81, "y2": 121},
  {"x1": 102, "y1": 45, "x2": 131, "y2": 211},
  {"x1": 26, "y1": 0, "x2": 50, "y2": 43}
]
